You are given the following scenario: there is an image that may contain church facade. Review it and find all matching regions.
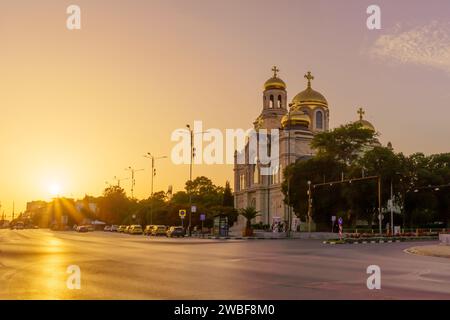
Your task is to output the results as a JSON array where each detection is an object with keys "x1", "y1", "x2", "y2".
[{"x1": 233, "y1": 67, "x2": 374, "y2": 226}]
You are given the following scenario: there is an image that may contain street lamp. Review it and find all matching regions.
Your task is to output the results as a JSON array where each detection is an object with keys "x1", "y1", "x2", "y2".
[
  {"x1": 125, "y1": 166, "x2": 144, "y2": 199},
  {"x1": 144, "y1": 153, "x2": 167, "y2": 224},
  {"x1": 307, "y1": 180, "x2": 312, "y2": 233}
]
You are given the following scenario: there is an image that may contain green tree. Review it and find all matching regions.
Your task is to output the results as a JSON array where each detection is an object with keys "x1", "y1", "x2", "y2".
[{"x1": 311, "y1": 123, "x2": 377, "y2": 165}]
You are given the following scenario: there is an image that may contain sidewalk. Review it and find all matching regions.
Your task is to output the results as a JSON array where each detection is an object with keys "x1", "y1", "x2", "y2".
[{"x1": 406, "y1": 244, "x2": 450, "y2": 259}]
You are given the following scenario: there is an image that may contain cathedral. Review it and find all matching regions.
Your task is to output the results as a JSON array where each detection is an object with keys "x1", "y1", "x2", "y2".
[{"x1": 233, "y1": 67, "x2": 375, "y2": 227}]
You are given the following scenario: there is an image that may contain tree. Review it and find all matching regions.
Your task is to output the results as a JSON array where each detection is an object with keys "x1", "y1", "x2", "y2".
[
  {"x1": 223, "y1": 181, "x2": 234, "y2": 207},
  {"x1": 239, "y1": 207, "x2": 260, "y2": 236},
  {"x1": 311, "y1": 123, "x2": 377, "y2": 165},
  {"x1": 97, "y1": 186, "x2": 131, "y2": 224}
]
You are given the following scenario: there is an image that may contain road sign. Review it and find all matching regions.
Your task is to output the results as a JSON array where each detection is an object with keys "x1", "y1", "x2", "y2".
[
  {"x1": 331, "y1": 216, "x2": 336, "y2": 222},
  {"x1": 191, "y1": 205, "x2": 197, "y2": 213},
  {"x1": 200, "y1": 214, "x2": 206, "y2": 221},
  {"x1": 338, "y1": 217, "x2": 343, "y2": 225},
  {"x1": 179, "y1": 209, "x2": 186, "y2": 219},
  {"x1": 378, "y1": 214, "x2": 384, "y2": 221}
]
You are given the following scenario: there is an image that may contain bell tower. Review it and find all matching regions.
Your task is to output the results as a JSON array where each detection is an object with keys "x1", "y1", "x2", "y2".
[{"x1": 255, "y1": 66, "x2": 287, "y2": 130}]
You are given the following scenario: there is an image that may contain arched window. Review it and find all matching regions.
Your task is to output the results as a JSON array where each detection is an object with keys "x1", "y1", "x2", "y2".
[
  {"x1": 278, "y1": 95, "x2": 282, "y2": 108},
  {"x1": 269, "y1": 95, "x2": 274, "y2": 108},
  {"x1": 316, "y1": 110, "x2": 324, "y2": 129}
]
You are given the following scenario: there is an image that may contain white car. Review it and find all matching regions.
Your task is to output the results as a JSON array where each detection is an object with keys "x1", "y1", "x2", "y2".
[
  {"x1": 104, "y1": 225, "x2": 111, "y2": 231},
  {"x1": 110, "y1": 225, "x2": 119, "y2": 232}
]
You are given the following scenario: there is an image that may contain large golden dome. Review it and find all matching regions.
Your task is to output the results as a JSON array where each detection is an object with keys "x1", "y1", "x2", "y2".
[
  {"x1": 292, "y1": 71, "x2": 328, "y2": 107},
  {"x1": 281, "y1": 110, "x2": 311, "y2": 129},
  {"x1": 264, "y1": 66, "x2": 286, "y2": 90}
]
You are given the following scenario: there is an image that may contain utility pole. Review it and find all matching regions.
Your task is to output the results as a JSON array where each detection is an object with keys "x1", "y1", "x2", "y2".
[
  {"x1": 125, "y1": 167, "x2": 144, "y2": 199},
  {"x1": 113, "y1": 176, "x2": 129, "y2": 188},
  {"x1": 186, "y1": 124, "x2": 194, "y2": 236},
  {"x1": 307, "y1": 181, "x2": 312, "y2": 233},
  {"x1": 144, "y1": 153, "x2": 167, "y2": 224},
  {"x1": 286, "y1": 104, "x2": 292, "y2": 237},
  {"x1": 378, "y1": 177, "x2": 382, "y2": 235}
]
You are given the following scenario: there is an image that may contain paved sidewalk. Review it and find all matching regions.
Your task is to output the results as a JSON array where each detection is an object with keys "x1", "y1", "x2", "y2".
[{"x1": 406, "y1": 244, "x2": 450, "y2": 259}]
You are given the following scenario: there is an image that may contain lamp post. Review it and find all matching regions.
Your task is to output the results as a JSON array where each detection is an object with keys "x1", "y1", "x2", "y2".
[
  {"x1": 144, "y1": 153, "x2": 167, "y2": 224},
  {"x1": 307, "y1": 180, "x2": 312, "y2": 233},
  {"x1": 286, "y1": 104, "x2": 292, "y2": 237},
  {"x1": 186, "y1": 124, "x2": 194, "y2": 236},
  {"x1": 125, "y1": 166, "x2": 144, "y2": 199}
]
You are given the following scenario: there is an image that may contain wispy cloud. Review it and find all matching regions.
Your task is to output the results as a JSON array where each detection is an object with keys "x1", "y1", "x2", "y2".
[{"x1": 370, "y1": 21, "x2": 450, "y2": 73}]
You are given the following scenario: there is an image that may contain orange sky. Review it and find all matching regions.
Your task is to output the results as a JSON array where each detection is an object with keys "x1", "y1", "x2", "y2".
[{"x1": 1, "y1": 0, "x2": 450, "y2": 215}]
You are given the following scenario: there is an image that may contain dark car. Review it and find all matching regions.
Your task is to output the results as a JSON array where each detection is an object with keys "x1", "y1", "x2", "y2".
[
  {"x1": 76, "y1": 226, "x2": 89, "y2": 233},
  {"x1": 166, "y1": 226, "x2": 185, "y2": 238}
]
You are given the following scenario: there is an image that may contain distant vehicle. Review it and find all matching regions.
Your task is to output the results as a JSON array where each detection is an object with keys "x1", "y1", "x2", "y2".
[
  {"x1": 166, "y1": 226, "x2": 185, "y2": 238},
  {"x1": 76, "y1": 226, "x2": 89, "y2": 233},
  {"x1": 104, "y1": 225, "x2": 112, "y2": 232},
  {"x1": 129, "y1": 225, "x2": 143, "y2": 235},
  {"x1": 144, "y1": 225, "x2": 155, "y2": 236},
  {"x1": 151, "y1": 225, "x2": 167, "y2": 236},
  {"x1": 124, "y1": 225, "x2": 131, "y2": 233},
  {"x1": 11, "y1": 222, "x2": 24, "y2": 230},
  {"x1": 118, "y1": 225, "x2": 127, "y2": 233},
  {"x1": 86, "y1": 225, "x2": 95, "y2": 232},
  {"x1": 110, "y1": 225, "x2": 119, "y2": 232}
]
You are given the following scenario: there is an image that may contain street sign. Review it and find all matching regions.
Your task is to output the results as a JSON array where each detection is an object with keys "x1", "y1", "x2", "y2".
[
  {"x1": 191, "y1": 205, "x2": 197, "y2": 213},
  {"x1": 378, "y1": 214, "x2": 384, "y2": 221},
  {"x1": 331, "y1": 216, "x2": 336, "y2": 222},
  {"x1": 179, "y1": 209, "x2": 186, "y2": 219},
  {"x1": 200, "y1": 214, "x2": 206, "y2": 221},
  {"x1": 338, "y1": 217, "x2": 343, "y2": 225}
]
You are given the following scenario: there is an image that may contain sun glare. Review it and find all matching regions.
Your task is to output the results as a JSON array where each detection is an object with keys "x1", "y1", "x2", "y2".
[{"x1": 49, "y1": 183, "x2": 61, "y2": 197}]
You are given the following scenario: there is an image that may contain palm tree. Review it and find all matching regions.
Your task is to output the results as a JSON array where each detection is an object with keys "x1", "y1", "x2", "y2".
[{"x1": 239, "y1": 207, "x2": 260, "y2": 236}]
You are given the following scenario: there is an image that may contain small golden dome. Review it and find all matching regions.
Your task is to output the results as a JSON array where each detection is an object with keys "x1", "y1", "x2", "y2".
[
  {"x1": 356, "y1": 119, "x2": 375, "y2": 131},
  {"x1": 281, "y1": 109, "x2": 311, "y2": 129},
  {"x1": 355, "y1": 108, "x2": 375, "y2": 131},
  {"x1": 264, "y1": 77, "x2": 286, "y2": 90},
  {"x1": 264, "y1": 66, "x2": 286, "y2": 90},
  {"x1": 292, "y1": 71, "x2": 328, "y2": 107}
]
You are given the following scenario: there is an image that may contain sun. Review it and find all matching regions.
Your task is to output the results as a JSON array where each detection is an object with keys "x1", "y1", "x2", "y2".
[{"x1": 49, "y1": 183, "x2": 61, "y2": 197}]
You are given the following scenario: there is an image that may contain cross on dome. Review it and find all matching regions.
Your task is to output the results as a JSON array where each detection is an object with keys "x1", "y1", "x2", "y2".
[
  {"x1": 357, "y1": 107, "x2": 365, "y2": 120},
  {"x1": 272, "y1": 66, "x2": 280, "y2": 78},
  {"x1": 304, "y1": 71, "x2": 314, "y2": 88}
]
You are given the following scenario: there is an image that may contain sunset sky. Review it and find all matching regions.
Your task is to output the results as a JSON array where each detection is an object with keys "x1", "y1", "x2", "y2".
[{"x1": 1, "y1": 0, "x2": 450, "y2": 215}]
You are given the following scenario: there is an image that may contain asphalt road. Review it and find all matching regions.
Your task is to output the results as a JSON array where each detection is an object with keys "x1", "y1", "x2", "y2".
[{"x1": 0, "y1": 229, "x2": 449, "y2": 300}]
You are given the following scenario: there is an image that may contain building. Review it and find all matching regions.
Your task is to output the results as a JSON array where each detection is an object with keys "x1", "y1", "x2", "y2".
[{"x1": 233, "y1": 67, "x2": 375, "y2": 227}]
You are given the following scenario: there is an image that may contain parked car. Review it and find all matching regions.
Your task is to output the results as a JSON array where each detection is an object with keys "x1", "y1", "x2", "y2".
[
  {"x1": 104, "y1": 225, "x2": 111, "y2": 232},
  {"x1": 151, "y1": 225, "x2": 167, "y2": 236},
  {"x1": 129, "y1": 225, "x2": 143, "y2": 235},
  {"x1": 124, "y1": 225, "x2": 131, "y2": 233},
  {"x1": 76, "y1": 225, "x2": 89, "y2": 233},
  {"x1": 110, "y1": 225, "x2": 119, "y2": 232},
  {"x1": 144, "y1": 225, "x2": 155, "y2": 236},
  {"x1": 86, "y1": 225, "x2": 95, "y2": 232},
  {"x1": 166, "y1": 226, "x2": 185, "y2": 238},
  {"x1": 118, "y1": 225, "x2": 127, "y2": 233}
]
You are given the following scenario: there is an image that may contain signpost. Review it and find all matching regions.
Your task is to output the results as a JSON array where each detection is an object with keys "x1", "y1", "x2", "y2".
[
  {"x1": 179, "y1": 209, "x2": 186, "y2": 228},
  {"x1": 331, "y1": 216, "x2": 336, "y2": 233},
  {"x1": 200, "y1": 213, "x2": 206, "y2": 237}
]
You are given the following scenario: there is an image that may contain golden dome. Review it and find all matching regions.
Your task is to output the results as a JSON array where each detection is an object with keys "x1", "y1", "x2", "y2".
[
  {"x1": 356, "y1": 119, "x2": 375, "y2": 131},
  {"x1": 264, "y1": 77, "x2": 286, "y2": 90},
  {"x1": 281, "y1": 110, "x2": 311, "y2": 129},
  {"x1": 264, "y1": 66, "x2": 286, "y2": 90},
  {"x1": 292, "y1": 71, "x2": 328, "y2": 107},
  {"x1": 355, "y1": 108, "x2": 375, "y2": 131}
]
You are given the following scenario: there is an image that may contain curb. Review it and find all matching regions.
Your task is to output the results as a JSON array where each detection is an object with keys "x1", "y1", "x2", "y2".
[{"x1": 323, "y1": 238, "x2": 438, "y2": 245}]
